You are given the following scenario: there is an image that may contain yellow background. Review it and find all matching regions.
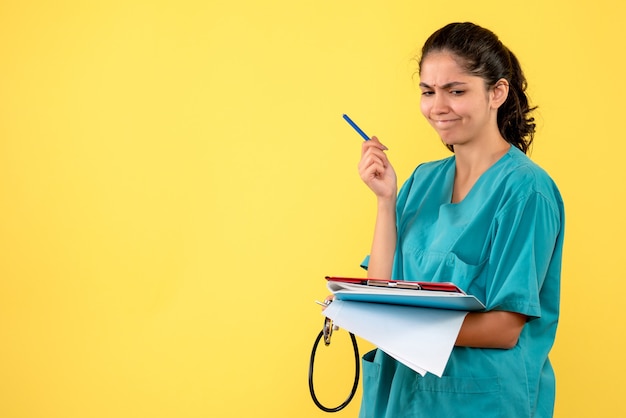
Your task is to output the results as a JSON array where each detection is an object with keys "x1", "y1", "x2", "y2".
[{"x1": 1, "y1": 1, "x2": 624, "y2": 417}]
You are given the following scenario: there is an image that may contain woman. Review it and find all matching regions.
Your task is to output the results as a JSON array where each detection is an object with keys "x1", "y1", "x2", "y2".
[{"x1": 357, "y1": 23, "x2": 564, "y2": 417}]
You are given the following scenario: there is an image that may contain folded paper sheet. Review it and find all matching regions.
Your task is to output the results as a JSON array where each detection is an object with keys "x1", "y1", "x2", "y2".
[{"x1": 323, "y1": 300, "x2": 467, "y2": 377}]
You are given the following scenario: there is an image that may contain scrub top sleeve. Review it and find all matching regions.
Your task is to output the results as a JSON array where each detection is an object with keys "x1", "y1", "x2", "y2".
[
  {"x1": 360, "y1": 255, "x2": 370, "y2": 270},
  {"x1": 485, "y1": 191, "x2": 562, "y2": 318}
]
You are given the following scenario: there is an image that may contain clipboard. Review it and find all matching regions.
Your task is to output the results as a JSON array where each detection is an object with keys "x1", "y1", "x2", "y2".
[{"x1": 326, "y1": 276, "x2": 485, "y2": 312}]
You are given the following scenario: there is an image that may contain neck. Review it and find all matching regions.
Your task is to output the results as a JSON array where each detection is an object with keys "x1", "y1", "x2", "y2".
[
  {"x1": 450, "y1": 136, "x2": 510, "y2": 204},
  {"x1": 453, "y1": 136, "x2": 510, "y2": 178}
]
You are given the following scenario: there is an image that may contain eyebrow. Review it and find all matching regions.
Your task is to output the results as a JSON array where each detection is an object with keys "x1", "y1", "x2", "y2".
[{"x1": 419, "y1": 81, "x2": 467, "y2": 89}]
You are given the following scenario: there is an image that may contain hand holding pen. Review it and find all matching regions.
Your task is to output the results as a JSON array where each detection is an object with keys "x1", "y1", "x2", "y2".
[{"x1": 343, "y1": 114, "x2": 397, "y2": 199}]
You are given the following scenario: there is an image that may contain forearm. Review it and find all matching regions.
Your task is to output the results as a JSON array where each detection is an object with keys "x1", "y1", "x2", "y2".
[
  {"x1": 455, "y1": 311, "x2": 527, "y2": 349},
  {"x1": 366, "y1": 197, "x2": 397, "y2": 280}
]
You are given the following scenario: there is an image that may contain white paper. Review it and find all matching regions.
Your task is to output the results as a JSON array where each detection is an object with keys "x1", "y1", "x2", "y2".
[{"x1": 323, "y1": 300, "x2": 467, "y2": 377}]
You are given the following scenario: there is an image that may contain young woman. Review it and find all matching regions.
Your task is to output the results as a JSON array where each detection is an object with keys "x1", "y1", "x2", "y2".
[{"x1": 357, "y1": 22, "x2": 564, "y2": 417}]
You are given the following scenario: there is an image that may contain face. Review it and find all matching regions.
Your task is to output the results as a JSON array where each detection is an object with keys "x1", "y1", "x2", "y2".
[{"x1": 419, "y1": 52, "x2": 502, "y2": 148}]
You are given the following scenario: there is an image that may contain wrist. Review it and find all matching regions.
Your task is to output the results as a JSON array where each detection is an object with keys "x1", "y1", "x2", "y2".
[{"x1": 376, "y1": 195, "x2": 397, "y2": 211}]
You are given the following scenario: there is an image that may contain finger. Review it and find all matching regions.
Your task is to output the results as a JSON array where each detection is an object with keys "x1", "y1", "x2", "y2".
[
  {"x1": 369, "y1": 136, "x2": 389, "y2": 150},
  {"x1": 361, "y1": 136, "x2": 388, "y2": 156},
  {"x1": 361, "y1": 142, "x2": 388, "y2": 157},
  {"x1": 359, "y1": 159, "x2": 385, "y2": 181},
  {"x1": 359, "y1": 149, "x2": 389, "y2": 172},
  {"x1": 360, "y1": 160, "x2": 387, "y2": 182}
]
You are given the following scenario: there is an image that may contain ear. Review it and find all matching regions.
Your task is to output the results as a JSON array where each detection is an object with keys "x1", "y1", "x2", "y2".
[{"x1": 490, "y1": 78, "x2": 509, "y2": 109}]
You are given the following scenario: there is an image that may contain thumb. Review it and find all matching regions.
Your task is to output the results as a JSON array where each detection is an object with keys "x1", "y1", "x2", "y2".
[{"x1": 370, "y1": 136, "x2": 389, "y2": 150}]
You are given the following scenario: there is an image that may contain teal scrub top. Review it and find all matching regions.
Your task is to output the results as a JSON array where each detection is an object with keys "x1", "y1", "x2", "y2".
[{"x1": 359, "y1": 146, "x2": 565, "y2": 418}]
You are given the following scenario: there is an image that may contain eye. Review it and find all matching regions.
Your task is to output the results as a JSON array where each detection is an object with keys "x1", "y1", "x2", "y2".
[
  {"x1": 450, "y1": 90, "x2": 465, "y2": 96},
  {"x1": 421, "y1": 90, "x2": 434, "y2": 97}
]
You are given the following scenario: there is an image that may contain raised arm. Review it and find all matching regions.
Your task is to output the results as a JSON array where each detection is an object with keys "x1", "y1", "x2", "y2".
[{"x1": 358, "y1": 136, "x2": 398, "y2": 280}]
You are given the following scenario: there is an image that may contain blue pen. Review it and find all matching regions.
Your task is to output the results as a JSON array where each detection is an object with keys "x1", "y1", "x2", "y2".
[{"x1": 342, "y1": 114, "x2": 370, "y2": 141}]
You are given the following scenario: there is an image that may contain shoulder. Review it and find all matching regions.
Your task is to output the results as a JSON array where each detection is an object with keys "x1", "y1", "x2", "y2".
[
  {"x1": 497, "y1": 147, "x2": 564, "y2": 214},
  {"x1": 399, "y1": 154, "x2": 454, "y2": 192},
  {"x1": 407, "y1": 154, "x2": 455, "y2": 180},
  {"x1": 396, "y1": 154, "x2": 455, "y2": 208},
  {"x1": 501, "y1": 148, "x2": 560, "y2": 194}
]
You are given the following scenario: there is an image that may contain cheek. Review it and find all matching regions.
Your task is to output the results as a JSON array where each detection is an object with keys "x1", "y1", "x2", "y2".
[{"x1": 420, "y1": 100, "x2": 430, "y2": 118}]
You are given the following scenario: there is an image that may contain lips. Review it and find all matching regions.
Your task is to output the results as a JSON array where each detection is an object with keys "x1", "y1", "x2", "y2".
[{"x1": 432, "y1": 118, "x2": 460, "y2": 128}]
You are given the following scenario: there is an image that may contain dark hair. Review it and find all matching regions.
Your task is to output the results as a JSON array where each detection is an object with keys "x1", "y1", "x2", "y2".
[{"x1": 418, "y1": 22, "x2": 536, "y2": 154}]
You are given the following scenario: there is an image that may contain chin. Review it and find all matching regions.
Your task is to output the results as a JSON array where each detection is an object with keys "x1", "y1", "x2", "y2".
[
  {"x1": 439, "y1": 137, "x2": 460, "y2": 147},
  {"x1": 439, "y1": 134, "x2": 468, "y2": 148}
]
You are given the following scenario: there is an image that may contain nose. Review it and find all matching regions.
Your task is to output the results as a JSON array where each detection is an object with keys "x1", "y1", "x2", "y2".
[{"x1": 431, "y1": 93, "x2": 449, "y2": 115}]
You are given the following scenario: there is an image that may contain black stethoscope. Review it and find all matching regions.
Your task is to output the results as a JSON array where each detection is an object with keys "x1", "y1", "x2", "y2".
[{"x1": 308, "y1": 303, "x2": 361, "y2": 413}]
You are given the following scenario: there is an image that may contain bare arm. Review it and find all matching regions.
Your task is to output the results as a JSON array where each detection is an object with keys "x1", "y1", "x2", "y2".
[
  {"x1": 358, "y1": 136, "x2": 398, "y2": 280},
  {"x1": 456, "y1": 311, "x2": 527, "y2": 349},
  {"x1": 366, "y1": 199, "x2": 396, "y2": 279}
]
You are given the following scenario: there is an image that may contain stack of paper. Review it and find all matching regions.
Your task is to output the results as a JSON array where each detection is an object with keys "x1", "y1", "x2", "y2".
[
  {"x1": 327, "y1": 280, "x2": 485, "y2": 311},
  {"x1": 323, "y1": 279, "x2": 485, "y2": 377}
]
